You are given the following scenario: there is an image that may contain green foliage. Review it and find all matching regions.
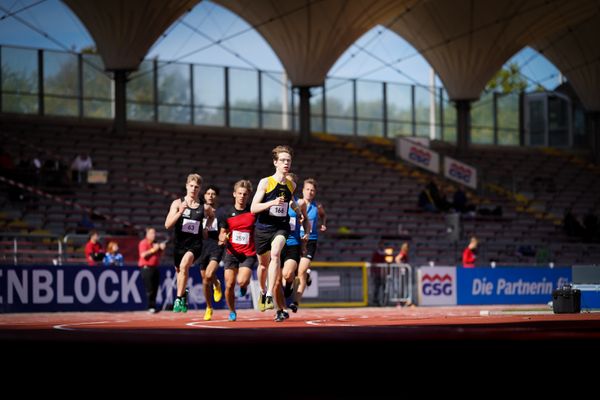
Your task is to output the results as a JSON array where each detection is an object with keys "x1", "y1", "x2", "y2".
[{"x1": 486, "y1": 62, "x2": 528, "y2": 94}]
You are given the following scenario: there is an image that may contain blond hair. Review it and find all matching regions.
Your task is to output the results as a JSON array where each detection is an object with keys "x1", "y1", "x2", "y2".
[
  {"x1": 186, "y1": 173, "x2": 202, "y2": 185},
  {"x1": 304, "y1": 177, "x2": 318, "y2": 190},
  {"x1": 272, "y1": 145, "x2": 293, "y2": 161},
  {"x1": 233, "y1": 179, "x2": 253, "y2": 193}
]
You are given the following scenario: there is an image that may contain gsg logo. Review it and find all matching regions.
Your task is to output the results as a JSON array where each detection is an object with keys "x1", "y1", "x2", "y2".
[
  {"x1": 408, "y1": 146, "x2": 431, "y2": 165},
  {"x1": 449, "y1": 163, "x2": 472, "y2": 183},
  {"x1": 422, "y1": 274, "x2": 453, "y2": 296}
]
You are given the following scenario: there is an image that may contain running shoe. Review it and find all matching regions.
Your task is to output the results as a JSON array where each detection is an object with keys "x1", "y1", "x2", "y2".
[
  {"x1": 203, "y1": 307, "x2": 213, "y2": 321},
  {"x1": 282, "y1": 310, "x2": 289, "y2": 320},
  {"x1": 228, "y1": 311, "x2": 237, "y2": 321},
  {"x1": 173, "y1": 297, "x2": 187, "y2": 313},
  {"x1": 265, "y1": 295, "x2": 274, "y2": 310},
  {"x1": 274, "y1": 309, "x2": 285, "y2": 322},
  {"x1": 289, "y1": 302, "x2": 298, "y2": 313},
  {"x1": 259, "y1": 293, "x2": 266, "y2": 312},
  {"x1": 213, "y1": 279, "x2": 223, "y2": 302}
]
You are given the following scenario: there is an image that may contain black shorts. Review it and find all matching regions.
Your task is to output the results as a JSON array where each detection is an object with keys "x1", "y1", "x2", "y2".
[
  {"x1": 173, "y1": 245, "x2": 203, "y2": 268},
  {"x1": 281, "y1": 244, "x2": 301, "y2": 264},
  {"x1": 255, "y1": 227, "x2": 289, "y2": 256},
  {"x1": 302, "y1": 240, "x2": 318, "y2": 260},
  {"x1": 198, "y1": 239, "x2": 224, "y2": 269},
  {"x1": 223, "y1": 252, "x2": 257, "y2": 270}
]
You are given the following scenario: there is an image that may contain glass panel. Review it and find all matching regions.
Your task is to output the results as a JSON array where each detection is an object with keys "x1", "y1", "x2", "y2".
[
  {"x1": 497, "y1": 92, "x2": 519, "y2": 145},
  {"x1": 159, "y1": 104, "x2": 191, "y2": 124},
  {"x1": 548, "y1": 96, "x2": 569, "y2": 147},
  {"x1": 443, "y1": 99, "x2": 457, "y2": 144},
  {"x1": 1, "y1": 47, "x2": 38, "y2": 114},
  {"x1": 326, "y1": 78, "x2": 353, "y2": 134},
  {"x1": 158, "y1": 62, "x2": 190, "y2": 123},
  {"x1": 471, "y1": 92, "x2": 494, "y2": 144},
  {"x1": 127, "y1": 60, "x2": 154, "y2": 121},
  {"x1": 193, "y1": 65, "x2": 224, "y2": 108},
  {"x1": 83, "y1": 54, "x2": 112, "y2": 118},
  {"x1": 327, "y1": 117, "x2": 353, "y2": 135},
  {"x1": 229, "y1": 68, "x2": 258, "y2": 128},
  {"x1": 386, "y1": 83, "x2": 412, "y2": 137},
  {"x1": 573, "y1": 107, "x2": 586, "y2": 147},
  {"x1": 358, "y1": 120, "x2": 383, "y2": 136},
  {"x1": 356, "y1": 80, "x2": 383, "y2": 136},
  {"x1": 43, "y1": 51, "x2": 78, "y2": 116},
  {"x1": 194, "y1": 106, "x2": 224, "y2": 126},
  {"x1": 528, "y1": 98, "x2": 545, "y2": 146},
  {"x1": 310, "y1": 86, "x2": 324, "y2": 132},
  {"x1": 414, "y1": 85, "x2": 432, "y2": 137},
  {"x1": 262, "y1": 71, "x2": 291, "y2": 130},
  {"x1": 45, "y1": 96, "x2": 78, "y2": 116}
]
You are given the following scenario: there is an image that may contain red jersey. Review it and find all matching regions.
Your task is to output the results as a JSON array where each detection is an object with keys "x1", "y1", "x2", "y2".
[
  {"x1": 138, "y1": 239, "x2": 162, "y2": 267},
  {"x1": 218, "y1": 205, "x2": 256, "y2": 257},
  {"x1": 462, "y1": 247, "x2": 476, "y2": 268},
  {"x1": 85, "y1": 241, "x2": 102, "y2": 266}
]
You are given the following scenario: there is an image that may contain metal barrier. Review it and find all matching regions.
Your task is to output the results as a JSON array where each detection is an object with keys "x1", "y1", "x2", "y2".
[
  {"x1": 369, "y1": 263, "x2": 413, "y2": 306},
  {"x1": 0, "y1": 232, "x2": 63, "y2": 265}
]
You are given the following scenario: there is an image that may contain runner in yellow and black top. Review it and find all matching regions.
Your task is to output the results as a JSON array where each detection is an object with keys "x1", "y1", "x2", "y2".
[{"x1": 251, "y1": 145, "x2": 309, "y2": 322}]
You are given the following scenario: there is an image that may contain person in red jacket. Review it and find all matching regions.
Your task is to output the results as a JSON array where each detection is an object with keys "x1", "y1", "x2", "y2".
[
  {"x1": 462, "y1": 237, "x2": 478, "y2": 268},
  {"x1": 138, "y1": 227, "x2": 166, "y2": 313},
  {"x1": 84, "y1": 230, "x2": 103, "y2": 266}
]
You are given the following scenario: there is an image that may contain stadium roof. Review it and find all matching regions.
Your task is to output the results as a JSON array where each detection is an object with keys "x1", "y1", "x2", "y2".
[{"x1": 63, "y1": 0, "x2": 600, "y2": 111}]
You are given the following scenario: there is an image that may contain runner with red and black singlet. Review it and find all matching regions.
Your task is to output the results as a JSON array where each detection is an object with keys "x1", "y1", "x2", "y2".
[
  {"x1": 251, "y1": 145, "x2": 309, "y2": 322},
  {"x1": 218, "y1": 179, "x2": 256, "y2": 321},
  {"x1": 165, "y1": 173, "x2": 215, "y2": 313}
]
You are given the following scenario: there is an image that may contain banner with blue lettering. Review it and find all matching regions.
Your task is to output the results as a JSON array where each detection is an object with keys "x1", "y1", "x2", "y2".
[
  {"x1": 457, "y1": 267, "x2": 572, "y2": 305},
  {"x1": 0, "y1": 265, "x2": 252, "y2": 313}
]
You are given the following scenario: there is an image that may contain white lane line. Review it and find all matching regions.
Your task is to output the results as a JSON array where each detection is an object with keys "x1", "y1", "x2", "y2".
[
  {"x1": 53, "y1": 321, "x2": 111, "y2": 331},
  {"x1": 187, "y1": 321, "x2": 231, "y2": 329}
]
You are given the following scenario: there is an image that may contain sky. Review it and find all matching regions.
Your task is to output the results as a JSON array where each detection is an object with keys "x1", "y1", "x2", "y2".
[{"x1": 0, "y1": 0, "x2": 562, "y2": 91}]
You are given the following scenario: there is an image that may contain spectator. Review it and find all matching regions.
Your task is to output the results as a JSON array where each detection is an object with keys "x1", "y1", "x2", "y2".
[
  {"x1": 84, "y1": 230, "x2": 104, "y2": 266},
  {"x1": 462, "y1": 237, "x2": 478, "y2": 268},
  {"x1": 103, "y1": 241, "x2": 124, "y2": 266},
  {"x1": 70, "y1": 153, "x2": 93, "y2": 184},
  {"x1": 418, "y1": 182, "x2": 438, "y2": 213},
  {"x1": 452, "y1": 185, "x2": 475, "y2": 214},
  {"x1": 395, "y1": 242, "x2": 409, "y2": 264},
  {"x1": 370, "y1": 239, "x2": 391, "y2": 306},
  {"x1": 138, "y1": 227, "x2": 166, "y2": 313}
]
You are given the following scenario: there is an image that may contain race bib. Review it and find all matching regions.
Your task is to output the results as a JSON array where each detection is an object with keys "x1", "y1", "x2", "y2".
[
  {"x1": 231, "y1": 230, "x2": 250, "y2": 245},
  {"x1": 289, "y1": 216, "x2": 296, "y2": 231},
  {"x1": 269, "y1": 203, "x2": 288, "y2": 217},
  {"x1": 181, "y1": 218, "x2": 200, "y2": 234}
]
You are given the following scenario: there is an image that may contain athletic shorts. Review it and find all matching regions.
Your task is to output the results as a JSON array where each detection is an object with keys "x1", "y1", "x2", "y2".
[
  {"x1": 255, "y1": 227, "x2": 289, "y2": 256},
  {"x1": 173, "y1": 245, "x2": 203, "y2": 269},
  {"x1": 281, "y1": 244, "x2": 301, "y2": 264},
  {"x1": 223, "y1": 252, "x2": 257, "y2": 270},
  {"x1": 198, "y1": 239, "x2": 224, "y2": 269},
  {"x1": 302, "y1": 240, "x2": 318, "y2": 260}
]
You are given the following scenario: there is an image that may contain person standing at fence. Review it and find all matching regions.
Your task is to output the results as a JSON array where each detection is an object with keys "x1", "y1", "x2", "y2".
[
  {"x1": 290, "y1": 178, "x2": 326, "y2": 313},
  {"x1": 84, "y1": 230, "x2": 104, "y2": 266},
  {"x1": 198, "y1": 185, "x2": 224, "y2": 321},
  {"x1": 138, "y1": 227, "x2": 166, "y2": 313},
  {"x1": 103, "y1": 241, "x2": 124, "y2": 266},
  {"x1": 462, "y1": 237, "x2": 478, "y2": 268},
  {"x1": 251, "y1": 145, "x2": 307, "y2": 322},
  {"x1": 165, "y1": 173, "x2": 215, "y2": 313},
  {"x1": 395, "y1": 242, "x2": 409, "y2": 264},
  {"x1": 218, "y1": 180, "x2": 257, "y2": 322},
  {"x1": 370, "y1": 239, "x2": 389, "y2": 306}
]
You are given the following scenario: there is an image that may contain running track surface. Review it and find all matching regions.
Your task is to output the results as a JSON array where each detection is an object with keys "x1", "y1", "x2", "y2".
[{"x1": 2, "y1": 305, "x2": 599, "y2": 346}]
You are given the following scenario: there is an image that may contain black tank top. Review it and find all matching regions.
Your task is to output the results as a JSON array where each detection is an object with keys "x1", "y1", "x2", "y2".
[{"x1": 174, "y1": 197, "x2": 204, "y2": 250}]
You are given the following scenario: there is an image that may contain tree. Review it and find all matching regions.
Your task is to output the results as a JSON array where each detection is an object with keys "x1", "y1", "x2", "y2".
[{"x1": 485, "y1": 62, "x2": 528, "y2": 94}]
